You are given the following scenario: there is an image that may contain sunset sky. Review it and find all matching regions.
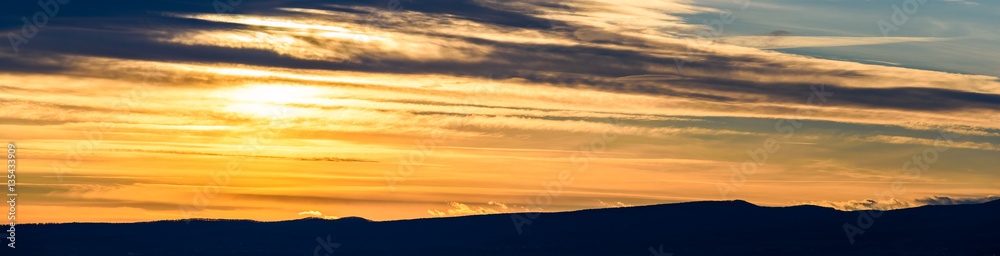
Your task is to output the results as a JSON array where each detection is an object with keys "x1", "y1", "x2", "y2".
[{"x1": 2, "y1": 0, "x2": 999, "y2": 223}]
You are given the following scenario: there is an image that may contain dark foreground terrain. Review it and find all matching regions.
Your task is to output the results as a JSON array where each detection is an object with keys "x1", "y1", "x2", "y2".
[{"x1": 10, "y1": 200, "x2": 1000, "y2": 255}]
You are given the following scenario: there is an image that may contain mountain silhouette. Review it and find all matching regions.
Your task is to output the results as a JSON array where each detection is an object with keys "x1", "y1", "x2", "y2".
[{"x1": 11, "y1": 200, "x2": 1000, "y2": 255}]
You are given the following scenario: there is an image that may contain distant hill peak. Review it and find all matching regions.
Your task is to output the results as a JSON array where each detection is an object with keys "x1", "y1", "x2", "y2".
[
  {"x1": 300, "y1": 216, "x2": 370, "y2": 222},
  {"x1": 336, "y1": 216, "x2": 371, "y2": 222}
]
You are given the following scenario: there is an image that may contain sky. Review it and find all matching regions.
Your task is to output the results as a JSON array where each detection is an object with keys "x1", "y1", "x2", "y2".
[{"x1": 1, "y1": 0, "x2": 998, "y2": 223}]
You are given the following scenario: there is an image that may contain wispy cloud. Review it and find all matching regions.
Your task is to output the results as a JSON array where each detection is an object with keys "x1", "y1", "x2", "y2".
[
  {"x1": 804, "y1": 198, "x2": 912, "y2": 211},
  {"x1": 428, "y1": 201, "x2": 530, "y2": 217},
  {"x1": 915, "y1": 195, "x2": 999, "y2": 205}
]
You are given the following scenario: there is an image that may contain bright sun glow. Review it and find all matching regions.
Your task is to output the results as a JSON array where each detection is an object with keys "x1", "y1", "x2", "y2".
[
  {"x1": 229, "y1": 84, "x2": 322, "y2": 104},
  {"x1": 219, "y1": 84, "x2": 324, "y2": 117}
]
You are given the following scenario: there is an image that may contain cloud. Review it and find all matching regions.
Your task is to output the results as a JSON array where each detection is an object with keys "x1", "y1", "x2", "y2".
[
  {"x1": 298, "y1": 210, "x2": 323, "y2": 216},
  {"x1": 807, "y1": 196, "x2": 1000, "y2": 211},
  {"x1": 769, "y1": 30, "x2": 791, "y2": 37},
  {"x1": 298, "y1": 210, "x2": 338, "y2": 219},
  {"x1": 597, "y1": 200, "x2": 633, "y2": 208},
  {"x1": 105, "y1": 148, "x2": 378, "y2": 162},
  {"x1": 915, "y1": 196, "x2": 1000, "y2": 205},
  {"x1": 714, "y1": 36, "x2": 946, "y2": 49},
  {"x1": 805, "y1": 198, "x2": 912, "y2": 211},
  {"x1": 427, "y1": 201, "x2": 530, "y2": 217},
  {"x1": 941, "y1": 0, "x2": 980, "y2": 6},
  {"x1": 849, "y1": 134, "x2": 998, "y2": 151}
]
